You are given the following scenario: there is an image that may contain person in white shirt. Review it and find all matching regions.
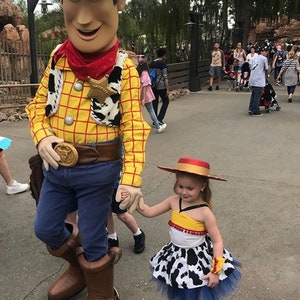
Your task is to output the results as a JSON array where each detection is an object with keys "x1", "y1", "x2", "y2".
[{"x1": 248, "y1": 46, "x2": 269, "y2": 116}]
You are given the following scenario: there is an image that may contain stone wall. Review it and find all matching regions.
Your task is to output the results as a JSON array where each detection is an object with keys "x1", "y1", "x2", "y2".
[
  {"x1": 0, "y1": 0, "x2": 23, "y2": 30},
  {"x1": 248, "y1": 16, "x2": 300, "y2": 46},
  {"x1": 0, "y1": 1, "x2": 31, "y2": 82}
]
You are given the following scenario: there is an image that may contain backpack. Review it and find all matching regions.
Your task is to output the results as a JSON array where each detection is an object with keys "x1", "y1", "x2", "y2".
[{"x1": 149, "y1": 68, "x2": 157, "y2": 87}]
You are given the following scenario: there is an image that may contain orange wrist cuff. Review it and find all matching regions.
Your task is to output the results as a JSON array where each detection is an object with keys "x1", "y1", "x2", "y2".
[{"x1": 210, "y1": 257, "x2": 225, "y2": 275}]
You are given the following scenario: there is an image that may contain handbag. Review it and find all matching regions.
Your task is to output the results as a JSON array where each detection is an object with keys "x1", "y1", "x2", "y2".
[{"x1": 28, "y1": 154, "x2": 44, "y2": 206}]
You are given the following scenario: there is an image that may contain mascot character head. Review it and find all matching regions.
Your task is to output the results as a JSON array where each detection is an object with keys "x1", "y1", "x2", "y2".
[{"x1": 61, "y1": 0, "x2": 126, "y2": 54}]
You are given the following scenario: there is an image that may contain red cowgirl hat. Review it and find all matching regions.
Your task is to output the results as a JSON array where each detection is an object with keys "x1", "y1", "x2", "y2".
[{"x1": 158, "y1": 157, "x2": 227, "y2": 181}]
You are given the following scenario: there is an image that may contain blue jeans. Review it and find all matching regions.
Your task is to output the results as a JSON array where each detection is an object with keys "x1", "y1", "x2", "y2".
[
  {"x1": 249, "y1": 86, "x2": 263, "y2": 114},
  {"x1": 287, "y1": 85, "x2": 296, "y2": 95},
  {"x1": 145, "y1": 102, "x2": 160, "y2": 129},
  {"x1": 152, "y1": 88, "x2": 169, "y2": 122},
  {"x1": 34, "y1": 159, "x2": 121, "y2": 261}
]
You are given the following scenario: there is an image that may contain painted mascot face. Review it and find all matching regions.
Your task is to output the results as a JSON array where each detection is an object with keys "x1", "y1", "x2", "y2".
[{"x1": 61, "y1": 0, "x2": 126, "y2": 54}]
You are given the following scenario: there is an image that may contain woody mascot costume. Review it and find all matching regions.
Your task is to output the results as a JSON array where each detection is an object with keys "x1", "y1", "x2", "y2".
[{"x1": 26, "y1": 0, "x2": 150, "y2": 299}]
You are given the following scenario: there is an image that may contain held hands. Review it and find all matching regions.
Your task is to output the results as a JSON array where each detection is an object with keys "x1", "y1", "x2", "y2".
[
  {"x1": 116, "y1": 184, "x2": 145, "y2": 213},
  {"x1": 37, "y1": 136, "x2": 64, "y2": 171},
  {"x1": 201, "y1": 272, "x2": 220, "y2": 288}
]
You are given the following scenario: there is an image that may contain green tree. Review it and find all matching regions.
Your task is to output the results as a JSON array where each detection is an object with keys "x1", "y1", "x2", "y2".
[{"x1": 11, "y1": 0, "x2": 300, "y2": 62}]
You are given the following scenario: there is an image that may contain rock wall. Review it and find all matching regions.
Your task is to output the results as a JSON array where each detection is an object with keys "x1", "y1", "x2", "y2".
[
  {"x1": 0, "y1": 0, "x2": 23, "y2": 30},
  {"x1": 248, "y1": 16, "x2": 300, "y2": 46},
  {"x1": 0, "y1": 0, "x2": 31, "y2": 82}
]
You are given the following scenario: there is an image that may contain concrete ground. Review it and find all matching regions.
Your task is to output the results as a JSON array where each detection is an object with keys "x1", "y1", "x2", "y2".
[{"x1": 0, "y1": 79, "x2": 299, "y2": 300}]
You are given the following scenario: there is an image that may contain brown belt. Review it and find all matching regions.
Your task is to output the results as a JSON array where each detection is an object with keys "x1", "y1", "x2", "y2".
[{"x1": 54, "y1": 139, "x2": 122, "y2": 167}]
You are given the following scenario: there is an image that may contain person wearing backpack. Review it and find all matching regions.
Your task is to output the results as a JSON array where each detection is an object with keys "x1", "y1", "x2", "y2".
[
  {"x1": 272, "y1": 44, "x2": 287, "y2": 82},
  {"x1": 150, "y1": 48, "x2": 170, "y2": 125}
]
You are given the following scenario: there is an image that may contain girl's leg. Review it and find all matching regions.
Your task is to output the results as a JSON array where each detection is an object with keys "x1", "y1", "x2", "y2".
[
  {"x1": 0, "y1": 150, "x2": 14, "y2": 186},
  {"x1": 145, "y1": 102, "x2": 160, "y2": 129},
  {"x1": 287, "y1": 85, "x2": 296, "y2": 102}
]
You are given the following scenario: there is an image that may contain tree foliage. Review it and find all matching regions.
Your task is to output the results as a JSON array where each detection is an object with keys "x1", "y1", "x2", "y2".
[{"x1": 11, "y1": 0, "x2": 300, "y2": 63}]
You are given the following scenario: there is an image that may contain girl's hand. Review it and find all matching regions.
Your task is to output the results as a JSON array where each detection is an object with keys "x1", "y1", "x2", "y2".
[
  {"x1": 202, "y1": 272, "x2": 220, "y2": 288},
  {"x1": 141, "y1": 98, "x2": 146, "y2": 106}
]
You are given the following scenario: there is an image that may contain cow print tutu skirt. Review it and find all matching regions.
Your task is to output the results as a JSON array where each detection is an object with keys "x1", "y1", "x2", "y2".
[{"x1": 149, "y1": 235, "x2": 241, "y2": 300}]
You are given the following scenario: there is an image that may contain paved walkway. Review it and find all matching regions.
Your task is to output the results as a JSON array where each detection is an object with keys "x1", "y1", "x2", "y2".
[{"x1": 0, "y1": 79, "x2": 299, "y2": 299}]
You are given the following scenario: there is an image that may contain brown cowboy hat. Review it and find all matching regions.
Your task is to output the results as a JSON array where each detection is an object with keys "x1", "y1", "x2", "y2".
[{"x1": 158, "y1": 157, "x2": 226, "y2": 181}]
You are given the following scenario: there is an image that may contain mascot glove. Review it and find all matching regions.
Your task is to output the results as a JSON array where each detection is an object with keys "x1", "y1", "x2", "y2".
[
  {"x1": 116, "y1": 185, "x2": 145, "y2": 213},
  {"x1": 37, "y1": 136, "x2": 64, "y2": 171}
]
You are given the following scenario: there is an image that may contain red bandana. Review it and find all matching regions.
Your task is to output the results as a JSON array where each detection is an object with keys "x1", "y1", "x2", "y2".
[{"x1": 54, "y1": 39, "x2": 120, "y2": 81}]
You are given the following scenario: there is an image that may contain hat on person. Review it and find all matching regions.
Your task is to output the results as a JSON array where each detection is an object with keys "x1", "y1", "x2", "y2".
[
  {"x1": 157, "y1": 157, "x2": 227, "y2": 181},
  {"x1": 261, "y1": 45, "x2": 270, "y2": 52}
]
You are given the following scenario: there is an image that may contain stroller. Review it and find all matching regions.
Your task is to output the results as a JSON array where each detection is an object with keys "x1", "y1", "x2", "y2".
[
  {"x1": 236, "y1": 62, "x2": 250, "y2": 92},
  {"x1": 259, "y1": 82, "x2": 281, "y2": 113}
]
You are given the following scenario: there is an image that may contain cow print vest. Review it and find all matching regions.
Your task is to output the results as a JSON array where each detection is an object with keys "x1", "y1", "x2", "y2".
[{"x1": 45, "y1": 50, "x2": 128, "y2": 127}]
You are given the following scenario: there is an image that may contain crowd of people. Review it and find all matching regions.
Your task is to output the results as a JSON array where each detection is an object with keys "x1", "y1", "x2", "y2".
[{"x1": 208, "y1": 40, "x2": 300, "y2": 115}]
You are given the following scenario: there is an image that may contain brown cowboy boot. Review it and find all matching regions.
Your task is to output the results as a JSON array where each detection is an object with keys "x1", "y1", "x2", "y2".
[
  {"x1": 47, "y1": 222, "x2": 86, "y2": 300},
  {"x1": 77, "y1": 247, "x2": 122, "y2": 300}
]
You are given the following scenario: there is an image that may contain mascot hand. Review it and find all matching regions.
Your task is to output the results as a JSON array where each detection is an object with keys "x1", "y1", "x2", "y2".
[
  {"x1": 116, "y1": 185, "x2": 145, "y2": 213},
  {"x1": 38, "y1": 136, "x2": 64, "y2": 171}
]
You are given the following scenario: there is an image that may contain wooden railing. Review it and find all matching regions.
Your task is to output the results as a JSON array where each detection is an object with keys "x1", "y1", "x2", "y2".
[
  {"x1": 0, "y1": 83, "x2": 39, "y2": 108},
  {"x1": 168, "y1": 59, "x2": 210, "y2": 90}
]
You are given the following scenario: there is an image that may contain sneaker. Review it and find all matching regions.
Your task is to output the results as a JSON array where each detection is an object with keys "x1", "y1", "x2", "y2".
[
  {"x1": 134, "y1": 230, "x2": 145, "y2": 253},
  {"x1": 248, "y1": 110, "x2": 253, "y2": 115},
  {"x1": 216, "y1": 86, "x2": 219, "y2": 90},
  {"x1": 108, "y1": 237, "x2": 119, "y2": 248},
  {"x1": 252, "y1": 112, "x2": 263, "y2": 117},
  {"x1": 288, "y1": 98, "x2": 292, "y2": 103},
  {"x1": 157, "y1": 123, "x2": 167, "y2": 133},
  {"x1": 207, "y1": 86, "x2": 212, "y2": 91},
  {"x1": 6, "y1": 180, "x2": 29, "y2": 195}
]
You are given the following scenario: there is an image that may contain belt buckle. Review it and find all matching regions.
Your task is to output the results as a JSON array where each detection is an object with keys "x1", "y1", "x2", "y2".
[{"x1": 54, "y1": 142, "x2": 78, "y2": 167}]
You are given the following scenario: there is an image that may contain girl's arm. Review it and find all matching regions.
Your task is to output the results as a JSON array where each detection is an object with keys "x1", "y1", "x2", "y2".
[
  {"x1": 204, "y1": 209, "x2": 224, "y2": 257},
  {"x1": 137, "y1": 195, "x2": 173, "y2": 218},
  {"x1": 201, "y1": 208, "x2": 224, "y2": 288},
  {"x1": 140, "y1": 86, "x2": 146, "y2": 106}
]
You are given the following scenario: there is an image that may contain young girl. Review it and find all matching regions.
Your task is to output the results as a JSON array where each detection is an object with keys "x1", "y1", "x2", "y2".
[
  {"x1": 137, "y1": 157, "x2": 241, "y2": 300},
  {"x1": 137, "y1": 55, "x2": 167, "y2": 133}
]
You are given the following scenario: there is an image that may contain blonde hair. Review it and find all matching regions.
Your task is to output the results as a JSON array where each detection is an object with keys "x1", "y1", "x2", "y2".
[{"x1": 287, "y1": 51, "x2": 295, "y2": 59}]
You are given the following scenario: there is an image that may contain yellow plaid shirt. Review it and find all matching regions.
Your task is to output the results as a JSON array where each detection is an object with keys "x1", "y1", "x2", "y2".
[{"x1": 26, "y1": 51, "x2": 150, "y2": 187}]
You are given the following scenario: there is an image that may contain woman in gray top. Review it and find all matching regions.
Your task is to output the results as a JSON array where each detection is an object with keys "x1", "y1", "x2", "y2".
[{"x1": 277, "y1": 49, "x2": 300, "y2": 102}]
